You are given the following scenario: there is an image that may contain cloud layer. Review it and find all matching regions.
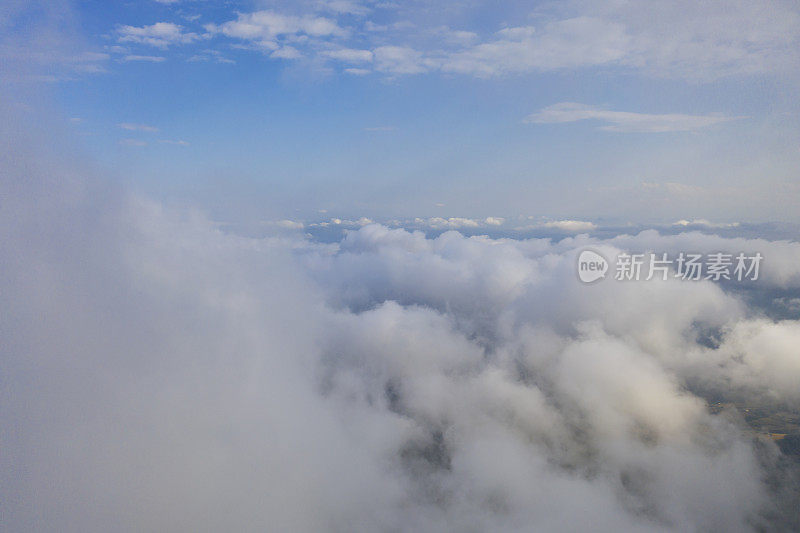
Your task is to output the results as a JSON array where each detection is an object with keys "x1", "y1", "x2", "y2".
[
  {"x1": 3, "y1": 100, "x2": 800, "y2": 531},
  {"x1": 89, "y1": 1, "x2": 800, "y2": 81}
]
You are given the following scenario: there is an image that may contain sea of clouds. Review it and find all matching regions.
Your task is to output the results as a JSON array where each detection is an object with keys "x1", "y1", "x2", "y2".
[{"x1": 2, "y1": 94, "x2": 800, "y2": 532}]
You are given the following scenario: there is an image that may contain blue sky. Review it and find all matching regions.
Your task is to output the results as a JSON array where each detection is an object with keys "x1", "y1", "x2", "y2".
[{"x1": 5, "y1": 0, "x2": 800, "y2": 224}]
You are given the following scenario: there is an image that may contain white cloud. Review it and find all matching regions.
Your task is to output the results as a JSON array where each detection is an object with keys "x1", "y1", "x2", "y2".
[
  {"x1": 673, "y1": 219, "x2": 740, "y2": 229},
  {"x1": 271, "y1": 46, "x2": 303, "y2": 59},
  {"x1": 117, "y1": 22, "x2": 199, "y2": 48},
  {"x1": 437, "y1": 1, "x2": 800, "y2": 80},
  {"x1": 323, "y1": 48, "x2": 373, "y2": 62},
  {"x1": 318, "y1": 0, "x2": 371, "y2": 16},
  {"x1": 416, "y1": 217, "x2": 480, "y2": 229},
  {"x1": 5, "y1": 6, "x2": 800, "y2": 530},
  {"x1": 6, "y1": 134, "x2": 800, "y2": 529},
  {"x1": 431, "y1": 26, "x2": 479, "y2": 46},
  {"x1": 66, "y1": 51, "x2": 110, "y2": 73},
  {"x1": 160, "y1": 1, "x2": 800, "y2": 81},
  {"x1": 118, "y1": 123, "x2": 159, "y2": 132},
  {"x1": 122, "y1": 54, "x2": 167, "y2": 62},
  {"x1": 442, "y1": 17, "x2": 630, "y2": 77},
  {"x1": 187, "y1": 49, "x2": 234, "y2": 64},
  {"x1": 159, "y1": 139, "x2": 190, "y2": 146},
  {"x1": 205, "y1": 10, "x2": 345, "y2": 51},
  {"x1": 344, "y1": 67, "x2": 371, "y2": 75},
  {"x1": 543, "y1": 219, "x2": 597, "y2": 232},
  {"x1": 373, "y1": 45, "x2": 434, "y2": 74},
  {"x1": 527, "y1": 103, "x2": 741, "y2": 133},
  {"x1": 594, "y1": 0, "x2": 800, "y2": 80},
  {"x1": 324, "y1": 216, "x2": 374, "y2": 227},
  {"x1": 274, "y1": 219, "x2": 305, "y2": 229}
]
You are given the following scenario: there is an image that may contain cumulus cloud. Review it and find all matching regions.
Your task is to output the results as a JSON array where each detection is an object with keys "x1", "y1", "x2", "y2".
[
  {"x1": 527, "y1": 103, "x2": 741, "y2": 133},
  {"x1": 2, "y1": 98, "x2": 800, "y2": 531},
  {"x1": 94, "y1": 1, "x2": 799, "y2": 81},
  {"x1": 414, "y1": 216, "x2": 480, "y2": 229},
  {"x1": 117, "y1": 22, "x2": 200, "y2": 48},
  {"x1": 544, "y1": 219, "x2": 597, "y2": 232},
  {"x1": 205, "y1": 10, "x2": 345, "y2": 51},
  {"x1": 189, "y1": 0, "x2": 800, "y2": 80}
]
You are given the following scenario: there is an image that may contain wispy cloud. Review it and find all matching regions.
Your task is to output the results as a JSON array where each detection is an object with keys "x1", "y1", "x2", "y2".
[
  {"x1": 322, "y1": 48, "x2": 373, "y2": 62},
  {"x1": 526, "y1": 103, "x2": 742, "y2": 133},
  {"x1": 318, "y1": 0, "x2": 371, "y2": 17},
  {"x1": 122, "y1": 55, "x2": 166, "y2": 63},
  {"x1": 119, "y1": 138, "x2": 147, "y2": 146},
  {"x1": 187, "y1": 49, "x2": 234, "y2": 64},
  {"x1": 441, "y1": 18, "x2": 629, "y2": 77},
  {"x1": 672, "y1": 219, "x2": 740, "y2": 229},
  {"x1": 118, "y1": 123, "x2": 159, "y2": 132}
]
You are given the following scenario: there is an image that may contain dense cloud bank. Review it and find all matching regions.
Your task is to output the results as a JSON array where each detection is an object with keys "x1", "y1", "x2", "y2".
[{"x1": 3, "y1": 129, "x2": 800, "y2": 531}]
